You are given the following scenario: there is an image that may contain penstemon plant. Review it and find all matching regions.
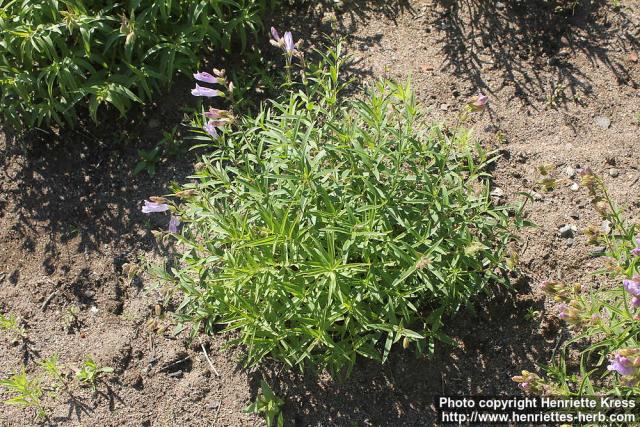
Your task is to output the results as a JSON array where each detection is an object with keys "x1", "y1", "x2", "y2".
[
  {"x1": 151, "y1": 38, "x2": 523, "y2": 374},
  {"x1": 0, "y1": 0, "x2": 278, "y2": 130},
  {"x1": 515, "y1": 169, "x2": 640, "y2": 396}
]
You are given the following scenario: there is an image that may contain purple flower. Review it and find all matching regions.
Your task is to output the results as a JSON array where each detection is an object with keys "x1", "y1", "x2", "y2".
[
  {"x1": 203, "y1": 120, "x2": 219, "y2": 139},
  {"x1": 608, "y1": 354, "x2": 637, "y2": 376},
  {"x1": 558, "y1": 304, "x2": 569, "y2": 320},
  {"x1": 193, "y1": 72, "x2": 217, "y2": 84},
  {"x1": 473, "y1": 93, "x2": 489, "y2": 108},
  {"x1": 283, "y1": 31, "x2": 295, "y2": 53},
  {"x1": 271, "y1": 26, "x2": 281, "y2": 42},
  {"x1": 623, "y1": 278, "x2": 640, "y2": 296},
  {"x1": 633, "y1": 297, "x2": 640, "y2": 308},
  {"x1": 557, "y1": 303, "x2": 569, "y2": 320},
  {"x1": 630, "y1": 236, "x2": 640, "y2": 256},
  {"x1": 191, "y1": 84, "x2": 221, "y2": 97},
  {"x1": 142, "y1": 200, "x2": 169, "y2": 214},
  {"x1": 168, "y1": 216, "x2": 180, "y2": 233}
]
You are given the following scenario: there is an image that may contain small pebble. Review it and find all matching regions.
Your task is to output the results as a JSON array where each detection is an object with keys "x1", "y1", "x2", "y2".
[
  {"x1": 565, "y1": 166, "x2": 576, "y2": 178},
  {"x1": 595, "y1": 116, "x2": 611, "y2": 129},
  {"x1": 590, "y1": 246, "x2": 606, "y2": 257},
  {"x1": 609, "y1": 168, "x2": 619, "y2": 177},
  {"x1": 440, "y1": 103, "x2": 449, "y2": 111},
  {"x1": 531, "y1": 192, "x2": 543, "y2": 201},
  {"x1": 570, "y1": 182, "x2": 579, "y2": 191},
  {"x1": 490, "y1": 187, "x2": 504, "y2": 198},
  {"x1": 558, "y1": 224, "x2": 575, "y2": 238}
]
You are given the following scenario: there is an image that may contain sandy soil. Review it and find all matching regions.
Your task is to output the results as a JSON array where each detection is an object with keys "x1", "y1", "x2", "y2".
[{"x1": 1, "y1": 0, "x2": 639, "y2": 425}]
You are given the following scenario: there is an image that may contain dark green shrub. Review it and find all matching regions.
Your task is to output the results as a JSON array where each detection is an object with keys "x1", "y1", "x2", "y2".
[
  {"x1": 0, "y1": 0, "x2": 276, "y2": 129},
  {"x1": 165, "y1": 43, "x2": 522, "y2": 374}
]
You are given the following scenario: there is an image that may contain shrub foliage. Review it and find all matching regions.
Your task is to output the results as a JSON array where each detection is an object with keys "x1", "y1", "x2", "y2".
[
  {"x1": 0, "y1": 0, "x2": 275, "y2": 129},
  {"x1": 169, "y1": 45, "x2": 520, "y2": 373}
]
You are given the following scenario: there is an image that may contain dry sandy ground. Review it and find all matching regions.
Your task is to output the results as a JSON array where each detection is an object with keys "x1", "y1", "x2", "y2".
[{"x1": 1, "y1": 0, "x2": 639, "y2": 425}]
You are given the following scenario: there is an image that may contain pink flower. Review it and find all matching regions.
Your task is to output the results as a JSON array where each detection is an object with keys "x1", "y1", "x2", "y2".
[
  {"x1": 191, "y1": 84, "x2": 222, "y2": 97},
  {"x1": 142, "y1": 200, "x2": 169, "y2": 214}
]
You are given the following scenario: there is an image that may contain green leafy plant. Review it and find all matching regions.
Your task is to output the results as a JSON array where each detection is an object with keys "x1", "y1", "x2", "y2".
[
  {"x1": 75, "y1": 357, "x2": 113, "y2": 390},
  {"x1": 515, "y1": 170, "x2": 640, "y2": 396},
  {"x1": 0, "y1": 371, "x2": 46, "y2": 419},
  {"x1": 164, "y1": 41, "x2": 522, "y2": 374},
  {"x1": 244, "y1": 379, "x2": 284, "y2": 427},
  {"x1": 0, "y1": 312, "x2": 27, "y2": 343},
  {"x1": 38, "y1": 355, "x2": 67, "y2": 393},
  {"x1": 0, "y1": 0, "x2": 278, "y2": 130},
  {"x1": 134, "y1": 126, "x2": 184, "y2": 176}
]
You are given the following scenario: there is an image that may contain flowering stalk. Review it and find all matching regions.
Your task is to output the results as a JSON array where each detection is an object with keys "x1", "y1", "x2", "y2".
[
  {"x1": 511, "y1": 371, "x2": 556, "y2": 395},
  {"x1": 456, "y1": 92, "x2": 488, "y2": 128},
  {"x1": 190, "y1": 68, "x2": 235, "y2": 140},
  {"x1": 540, "y1": 280, "x2": 575, "y2": 303},
  {"x1": 270, "y1": 27, "x2": 305, "y2": 85}
]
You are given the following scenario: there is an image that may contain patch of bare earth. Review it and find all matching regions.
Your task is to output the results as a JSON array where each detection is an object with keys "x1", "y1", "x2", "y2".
[{"x1": 1, "y1": 0, "x2": 639, "y2": 425}]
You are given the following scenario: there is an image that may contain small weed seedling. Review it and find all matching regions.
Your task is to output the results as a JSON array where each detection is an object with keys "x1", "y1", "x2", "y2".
[
  {"x1": 244, "y1": 380, "x2": 284, "y2": 427},
  {"x1": 0, "y1": 371, "x2": 46, "y2": 419},
  {"x1": 60, "y1": 305, "x2": 80, "y2": 333},
  {"x1": 0, "y1": 312, "x2": 27, "y2": 344},
  {"x1": 38, "y1": 355, "x2": 67, "y2": 392},
  {"x1": 75, "y1": 358, "x2": 113, "y2": 391}
]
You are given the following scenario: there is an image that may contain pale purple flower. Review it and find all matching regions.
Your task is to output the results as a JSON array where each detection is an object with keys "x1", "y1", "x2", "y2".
[
  {"x1": 633, "y1": 297, "x2": 640, "y2": 308},
  {"x1": 608, "y1": 354, "x2": 637, "y2": 376},
  {"x1": 284, "y1": 31, "x2": 295, "y2": 53},
  {"x1": 271, "y1": 26, "x2": 281, "y2": 42},
  {"x1": 557, "y1": 303, "x2": 569, "y2": 320},
  {"x1": 623, "y1": 278, "x2": 640, "y2": 296},
  {"x1": 630, "y1": 236, "x2": 640, "y2": 256},
  {"x1": 191, "y1": 84, "x2": 221, "y2": 97},
  {"x1": 473, "y1": 93, "x2": 489, "y2": 108},
  {"x1": 168, "y1": 216, "x2": 180, "y2": 233},
  {"x1": 518, "y1": 382, "x2": 530, "y2": 392},
  {"x1": 142, "y1": 200, "x2": 169, "y2": 214},
  {"x1": 193, "y1": 72, "x2": 217, "y2": 84},
  {"x1": 203, "y1": 120, "x2": 219, "y2": 139}
]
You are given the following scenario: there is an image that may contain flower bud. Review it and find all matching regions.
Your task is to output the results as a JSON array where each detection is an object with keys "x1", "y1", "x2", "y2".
[
  {"x1": 594, "y1": 200, "x2": 608, "y2": 216},
  {"x1": 175, "y1": 189, "x2": 198, "y2": 198},
  {"x1": 149, "y1": 196, "x2": 168, "y2": 204}
]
